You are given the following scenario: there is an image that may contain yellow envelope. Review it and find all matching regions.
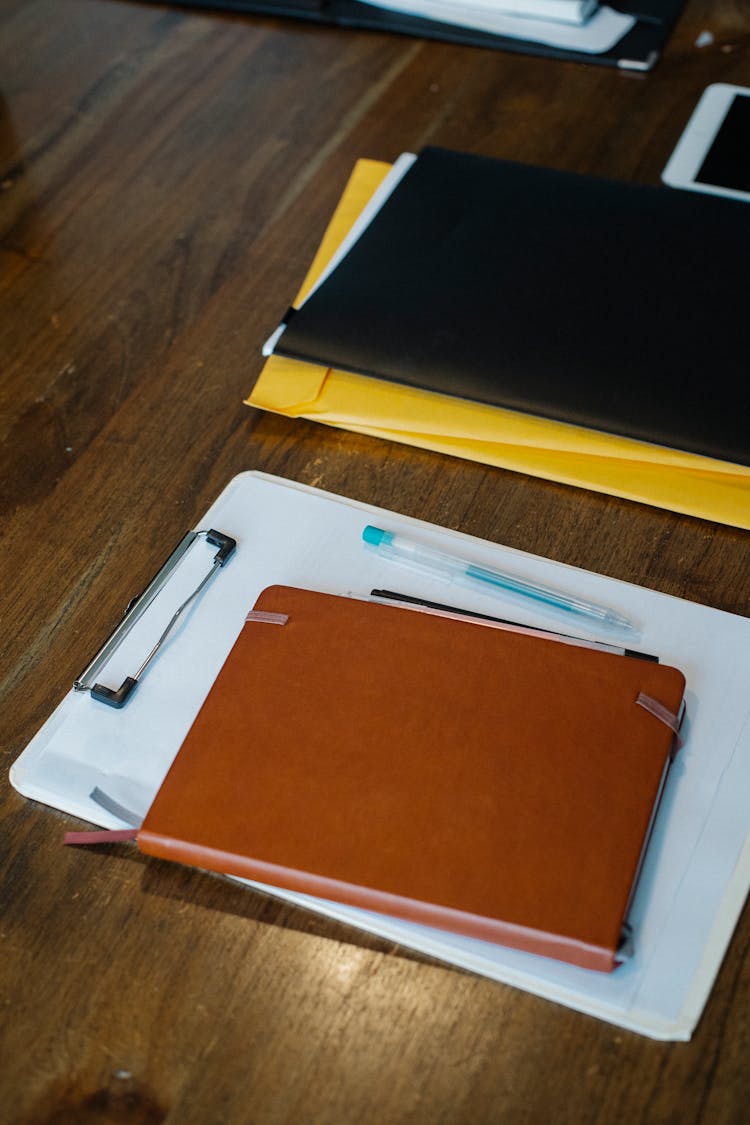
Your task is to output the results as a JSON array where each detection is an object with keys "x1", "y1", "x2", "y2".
[{"x1": 247, "y1": 160, "x2": 750, "y2": 530}]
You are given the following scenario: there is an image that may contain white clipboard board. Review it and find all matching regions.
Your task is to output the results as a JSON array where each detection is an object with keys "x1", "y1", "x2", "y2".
[{"x1": 11, "y1": 471, "x2": 750, "y2": 1040}]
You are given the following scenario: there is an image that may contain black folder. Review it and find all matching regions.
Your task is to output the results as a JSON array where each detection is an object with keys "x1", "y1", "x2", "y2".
[
  {"x1": 156, "y1": 1, "x2": 685, "y2": 71},
  {"x1": 272, "y1": 146, "x2": 750, "y2": 468}
]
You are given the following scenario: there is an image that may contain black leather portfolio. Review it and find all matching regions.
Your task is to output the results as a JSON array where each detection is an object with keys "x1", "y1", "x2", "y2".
[
  {"x1": 155, "y1": 1, "x2": 686, "y2": 71},
  {"x1": 272, "y1": 146, "x2": 750, "y2": 468}
]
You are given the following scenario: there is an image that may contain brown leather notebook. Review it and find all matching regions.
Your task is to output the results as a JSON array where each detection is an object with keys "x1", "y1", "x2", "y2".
[{"x1": 138, "y1": 586, "x2": 686, "y2": 972}]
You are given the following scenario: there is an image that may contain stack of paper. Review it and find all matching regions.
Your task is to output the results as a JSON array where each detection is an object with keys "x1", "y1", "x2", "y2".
[
  {"x1": 159, "y1": 0, "x2": 685, "y2": 68},
  {"x1": 249, "y1": 150, "x2": 750, "y2": 530},
  {"x1": 361, "y1": 0, "x2": 633, "y2": 51}
]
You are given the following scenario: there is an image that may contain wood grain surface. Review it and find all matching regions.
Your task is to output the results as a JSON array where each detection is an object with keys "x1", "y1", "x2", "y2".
[{"x1": 1, "y1": 1, "x2": 749, "y2": 1122}]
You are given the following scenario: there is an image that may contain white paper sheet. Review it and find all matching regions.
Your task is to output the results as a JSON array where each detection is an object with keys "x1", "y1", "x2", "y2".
[
  {"x1": 11, "y1": 472, "x2": 750, "y2": 1040},
  {"x1": 461, "y1": 2, "x2": 597, "y2": 25}
]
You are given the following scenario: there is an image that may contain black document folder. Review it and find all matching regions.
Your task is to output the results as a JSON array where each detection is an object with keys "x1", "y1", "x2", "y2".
[
  {"x1": 272, "y1": 146, "x2": 750, "y2": 468},
  {"x1": 157, "y1": 1, "x2": 685, "y2": 71}
]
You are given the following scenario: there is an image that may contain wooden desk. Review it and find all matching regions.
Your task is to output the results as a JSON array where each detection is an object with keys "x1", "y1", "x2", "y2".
[{"x1": 1, "y1": 2, "x2": 748, "y2": 1120}]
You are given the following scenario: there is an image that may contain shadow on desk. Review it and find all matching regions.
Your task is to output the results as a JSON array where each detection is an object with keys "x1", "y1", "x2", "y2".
[{"x1": 71, "y1": 840, "x2": 455, "y2": 972}]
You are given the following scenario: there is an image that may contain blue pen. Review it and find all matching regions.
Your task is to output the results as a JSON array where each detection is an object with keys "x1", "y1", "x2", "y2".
[{"x1": 362, "y1": 526, "x2": 638, "y2": 637}]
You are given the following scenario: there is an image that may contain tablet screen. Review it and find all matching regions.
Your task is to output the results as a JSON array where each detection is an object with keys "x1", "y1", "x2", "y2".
[{"x1": 696, "y1": 93, "x2": 750, "y2": 193}]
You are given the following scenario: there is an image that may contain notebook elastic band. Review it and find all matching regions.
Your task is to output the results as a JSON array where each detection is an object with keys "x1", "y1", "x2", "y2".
[
  {"x1": 636, "y1": 692, "x2": 684, "y2": 752},
  {"x1": 64, "y1": 828, "x2": 138, "y2": 846},
  {"x1": 245, "y1": 611, "x2": 289, "y2": 624}
]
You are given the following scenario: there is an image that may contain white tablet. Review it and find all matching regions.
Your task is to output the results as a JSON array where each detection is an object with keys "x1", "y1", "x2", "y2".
[{"x1": 662, "y1": 83, "x2": 750, "y2": 202}]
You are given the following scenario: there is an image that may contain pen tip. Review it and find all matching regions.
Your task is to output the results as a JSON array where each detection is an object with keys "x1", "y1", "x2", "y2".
[{"x1": 604, "y1": 611, "x2": 640, "y2": 639}]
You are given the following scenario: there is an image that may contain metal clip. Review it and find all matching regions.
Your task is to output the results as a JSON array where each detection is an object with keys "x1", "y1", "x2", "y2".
[{"x1": 74, "y1": 529, "x2": 236, "y2": 708}]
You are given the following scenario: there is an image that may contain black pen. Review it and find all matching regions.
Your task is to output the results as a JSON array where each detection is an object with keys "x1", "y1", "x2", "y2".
[{"x1": 369, "y1": 589, "x2": 658, "y2": 662}]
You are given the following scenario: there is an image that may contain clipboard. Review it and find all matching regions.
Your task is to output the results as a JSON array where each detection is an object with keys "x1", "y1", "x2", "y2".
[{"x1": 11, "y1": 471, "x2": 750, "y2": 1040}]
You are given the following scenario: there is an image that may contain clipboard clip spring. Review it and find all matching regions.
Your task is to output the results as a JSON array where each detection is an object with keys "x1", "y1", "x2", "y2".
[{"x1": 74, "y1": 528, "x2": 236, "y2": 709}]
